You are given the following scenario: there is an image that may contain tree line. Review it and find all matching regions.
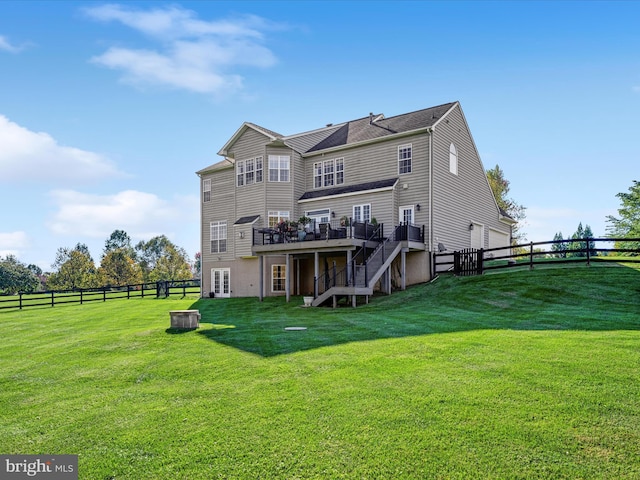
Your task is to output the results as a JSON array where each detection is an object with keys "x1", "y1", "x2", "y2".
[{"x1": 1, "y1": 230, "x2": 198, "y2": 295}]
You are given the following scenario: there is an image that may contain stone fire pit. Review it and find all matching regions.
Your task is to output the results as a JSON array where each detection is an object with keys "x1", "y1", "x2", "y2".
[{"x1": 169, "y1": 310, "x2": 201, "y2": 330}]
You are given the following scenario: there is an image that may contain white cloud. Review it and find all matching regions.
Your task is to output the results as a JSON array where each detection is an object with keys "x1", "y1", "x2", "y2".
[
  {"x1": 0, "y1": 35, "x2": 23, "y2": 53},
  {"x1": 0, "y1": 115, "x2": 125, "y2": 183},
  {"x1": 0, "y1": 231, "x2": 29, "y2": 258},
  {"x1": 85, "y1": 4, "x2": 279, "y2": 95},
  {"x1": 47, "y1": 189, "x2": 198, "y2": 241}
]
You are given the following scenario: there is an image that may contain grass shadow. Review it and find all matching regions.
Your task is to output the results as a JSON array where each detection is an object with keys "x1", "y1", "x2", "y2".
[{"x1": 190, "y1": 264, "x2": 640, "y2": 357}]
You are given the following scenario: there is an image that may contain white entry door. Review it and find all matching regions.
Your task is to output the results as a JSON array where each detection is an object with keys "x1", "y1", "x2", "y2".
[
  {"x1": 211, "y1": 268, "x2": 230, "y2": 298},
  {"x1": 399, "y1": 206, "x2": 414, "y2": 225}
]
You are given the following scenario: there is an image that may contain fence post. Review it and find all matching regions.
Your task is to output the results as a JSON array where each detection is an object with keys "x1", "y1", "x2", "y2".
[
  {"x1": 529, "y1": 242, "x2": 534, "y2": 270},
  {"x1": 586, "y1": 238, "x2": 591, "y2": 266},
  {"x1": 142, "y1": 283, "x2": 145, "y2": 298},
  {"x1": 477, "y1": 248, "x2": 484, "y2": 275},
  {"x1": 51, "y1": 291, "x2": 54, "y2": 307},
  {"x1": 19, "y1": 292, "x2": 22, "y2": 310},
  {"x1": 80, "y1": 290, "x2": 83, "y2": 305},
  {"x1": 183, "y1": 282, "x2": 186, "y2": 297},
  {"x1": 103, "y1": 286, "x2": 107, "y2": 302}
]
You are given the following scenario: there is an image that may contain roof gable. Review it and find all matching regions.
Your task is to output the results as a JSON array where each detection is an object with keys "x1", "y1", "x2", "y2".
[{"x1": 217, "y1": 122, "x2": 283, "y2": 157}]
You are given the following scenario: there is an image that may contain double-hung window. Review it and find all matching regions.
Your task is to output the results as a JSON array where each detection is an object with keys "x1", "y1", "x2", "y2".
[
  {"x1": 398, "y1": 144, "x2": 412, "y2": 174},
  {"x1": 255, "y1": 156, "x2": 263, "y2": 183},
  {"x1": 210, "y1": 221, "x2": 227, "y2": 253},
  {"x1": 236, "y1": 156, "x2": 263, "y2": 186},
  {"x1": 353, "y1": 204, "x2": 371, "y2": 223},
  {"x1": 236, "y1": 161, "x2": 245, "y2": 187},
  {"x1": 313, "y1": 158, "x2": 345, "y2": 188},
  {"x1": 268, "y1": 211, "x2": 290, "y2": 227},
  {"x1": 268, "y1": 155, "x2": 290, "y2": 182},
  {"x1": 203, "y1": 179, "x2": 211, "y2": 202},
  {"x1": 245, "y1": 158, "x2": 255, "y2": 185}
]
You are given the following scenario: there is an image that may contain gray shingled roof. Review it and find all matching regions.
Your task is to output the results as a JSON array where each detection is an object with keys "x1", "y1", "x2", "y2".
[
  {"x1": 234, "y1": 215, "x2": 261, "y2": 225},
  {"x1": 299, "y1": 178, "x2": 398, "y2": 201},
  {"x1": 306, "y1": 102, "x2": 456, "y2": 152}
]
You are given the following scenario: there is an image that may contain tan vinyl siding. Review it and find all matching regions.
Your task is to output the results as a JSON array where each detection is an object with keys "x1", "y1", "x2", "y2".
[
  {"x1": 299, "y1": 188, "x2": 395, "y2": 228},
  {"x1": 431, "y1": 104, "x2": 509, "y2": 251},
  {"x1": 303, "y1": 132, "x2": 430, "y2": 233},
  {"x1": 265, "y1": 146, "x2": 296, "y2": 219}
]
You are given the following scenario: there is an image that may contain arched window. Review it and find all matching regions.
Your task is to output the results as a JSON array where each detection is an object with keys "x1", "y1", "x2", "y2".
[{"x1": 449, "y1": 143, "x2": 458, "y2": 175}]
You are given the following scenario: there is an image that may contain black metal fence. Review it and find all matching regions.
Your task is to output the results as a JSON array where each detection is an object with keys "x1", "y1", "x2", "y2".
[
  {"x1": 0, "y1": 279, "x2": 200, "y2": 311},
  {"x1": 433, "y1": 238, "x2": 640, "y2": 276}
]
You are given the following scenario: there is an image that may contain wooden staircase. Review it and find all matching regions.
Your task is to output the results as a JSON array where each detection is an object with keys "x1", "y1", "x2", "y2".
[{"x1": 312, "y1": 236, "x2": 403, "y2": 307}]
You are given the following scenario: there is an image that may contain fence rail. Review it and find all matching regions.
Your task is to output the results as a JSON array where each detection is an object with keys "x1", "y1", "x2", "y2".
[
  {"x1": 0, "y1": 279, "x2": 200, "y2": 311},
  {"x1": 433, "y1": 237, "x2": 640, "y2": 276}
]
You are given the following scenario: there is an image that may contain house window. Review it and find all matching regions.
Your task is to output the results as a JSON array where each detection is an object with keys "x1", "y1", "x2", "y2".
[
  {"x1": 353, "y1": 204, "x2": 371, "y2": 223},
  {"x1": 268, "y1": 155, "x2": 290, "y2": 182},
  {"x1": 272, "y1": 264, "x2": 286, "y2": 292},
  {"x1": 268, "y1": 211, "x2": 290, "y2": 227},
  {"x1": 236, "y1": 160, "x2": 244, "y2": 187},
  {"x1": 335, "y1": 158, "x2": 344, "y2": 184},
  {"x1": 255, "y1": 156, "x2": 263, "y2": 183},
  {"x1": 323, "y1": 160, "x2": 334, "y2": 186},
  {"x1": 236, "y1": 157, "x2": 263, "y2": 186},
  {"x1": 313, "y1": 158, "x2": 345, "y2": 188},
  {"x1": 203, "y1": 179, "x2": 211, "y2": 202},
  {"x1": 210, "y1": 221, "x2": 227, "y2": 253},
  {"x1": 245, "y1": 158, "x2": 254, "y2": 185},
  {"x1": 449, "y1": 143, "x2": 458, "y2": 175},
  {"x1": 398, "y1": 144, "x2": 412, "y2": 174},
  {"x1": 306, "y1": 208, "x2": 330, "y2": 225},
  {"x1": 313, "y1": 162, "x2": 323, "y2": 188}
]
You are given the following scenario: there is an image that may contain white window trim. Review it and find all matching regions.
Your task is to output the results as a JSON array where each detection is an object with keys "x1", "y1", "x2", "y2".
[
  {"x1": 236, "y1": 156, "x2": 263, "y2": 187},
  {"x1": 236, "y1": 160, "x2": 245, "y2": 187},
  {"x1": 313, "y1": 158, "x2": 345, "y2": 188},
  {"x1": 210, "y1": 221, "x2": 227, "y2": 253},
  {"x1": 268, "y1": 155, "x2": 290, "y2": 182},
  {"x1": 398, "y1": 143, "x2": 412, "y2": 175},
  {"x1": 268, "y1": 211, "x2": 290, "y2": 227},
  {"x1": 203, "y1": 179, "x2": 211, "y2": 202},
  {"x1": 449, "y1": 143, "x2": 458, "y2": 176},
  {"x1": 353, "y1": 204, "x2": 371, "y2": 223},
  {"x1": 399, "y1": 205, "x2": 415, "y2": 225},
  {"x1": 271, "y1": 264, "x2": 286, "y2": 292}
]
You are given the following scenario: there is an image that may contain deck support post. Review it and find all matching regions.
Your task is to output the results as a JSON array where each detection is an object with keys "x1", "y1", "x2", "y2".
[
  {"x1": 285, "y1": 253, "x2": 290, "y2": 303},
  {"x1": 259, "y1": 255, "x2": 264, "y2": 302}
]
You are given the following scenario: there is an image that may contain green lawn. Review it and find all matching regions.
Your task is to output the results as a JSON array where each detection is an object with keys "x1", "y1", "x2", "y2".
[{"x1": 1, "y1": 265, "x2": 639, "y2": 479}]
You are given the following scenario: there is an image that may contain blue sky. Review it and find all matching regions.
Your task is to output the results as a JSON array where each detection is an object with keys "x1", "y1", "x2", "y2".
[{"x1": 1, "y1": 1, "x2": 638, "y2": 270}]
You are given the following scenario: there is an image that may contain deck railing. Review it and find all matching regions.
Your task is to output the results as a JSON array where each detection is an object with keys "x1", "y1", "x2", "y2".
[{"x1": 253, "y1": 218, "x2": 383, "y2": 246}]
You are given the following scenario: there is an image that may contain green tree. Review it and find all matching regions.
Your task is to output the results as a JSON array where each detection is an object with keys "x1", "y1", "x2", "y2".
[
  {"x1": 568, "y1": 223, "x2": 586, "y2": 258},
  {"x1": 48, "y1": 246, "x2": 98, "y2": 290},
  {"x1": 0, "y1": 255, "x2": 40, "y2": 294},
  {"x1": 551, "y1": 232, "x2": 567, "y2": 258},
  {"x1": 583, "y1": 224, "x2": 597, "y2": 257},
  {"x1": 148, "y1": 244, "x2": 192, "y2": 282},
  {"x1": 606, "y1": 180, "x2": 640, "y2": 254},
  {"x1": 103, "y1": 229, "x2": 135, "y2": 258},
  {"x1": 98, "y1": 249, "x2": 143, "y2": 286},
  {"x1": 486, "y1": 164, "x2": 527, "y2": 244},
  {"x1": 136, "y1": 235, "x2": 191, "y2": 282}
]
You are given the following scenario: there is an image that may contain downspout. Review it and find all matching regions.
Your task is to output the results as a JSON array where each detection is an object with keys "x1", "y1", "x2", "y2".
[
  {"x1": 428, "y1": 127, "x2": 434, "y2": 253},
  {"x1": 198, "y1": 173, "x2": 203, "y2": 298}
]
